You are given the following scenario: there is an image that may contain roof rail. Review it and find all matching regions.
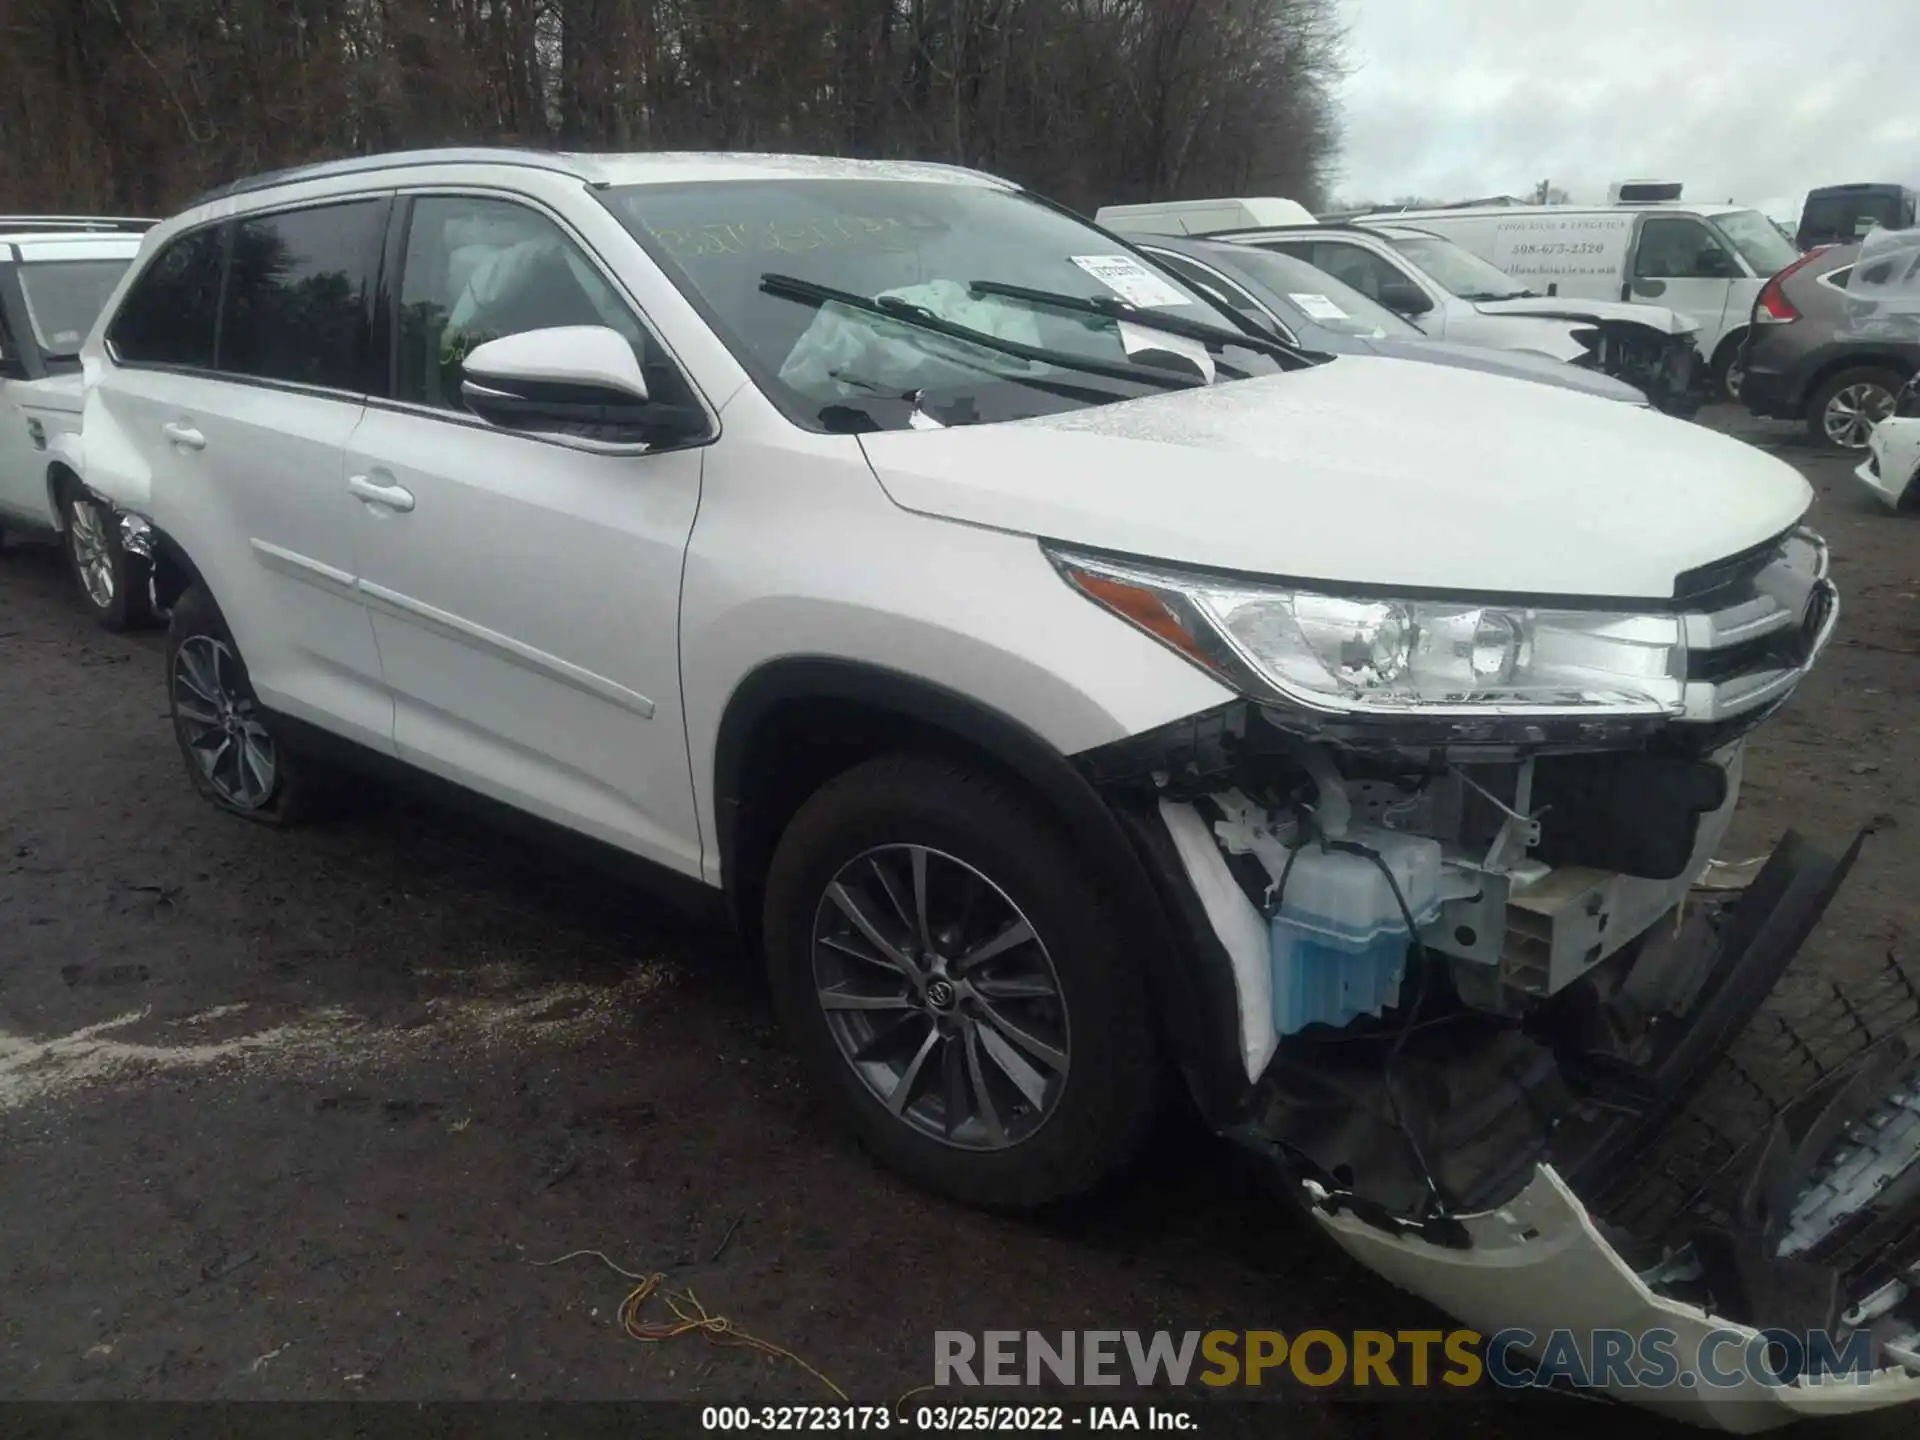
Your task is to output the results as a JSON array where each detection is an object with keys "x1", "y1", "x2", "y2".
[
  {"x1": 186, "y1": 147, "x2": 595, "y2": 208},
  {"x1": 0, "y1": 216, "x2": 158, "y2": 233}
]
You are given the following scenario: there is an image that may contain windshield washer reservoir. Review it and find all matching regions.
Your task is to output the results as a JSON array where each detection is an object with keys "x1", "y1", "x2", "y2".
[{"x1": 1271, "y1": 829, "x2": 1443, "y2": 1036}]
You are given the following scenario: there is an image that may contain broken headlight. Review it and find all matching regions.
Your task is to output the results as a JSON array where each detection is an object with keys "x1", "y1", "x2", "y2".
[{"x1": 1047, "y1": 546, "x2": 1687, "y2": 717}]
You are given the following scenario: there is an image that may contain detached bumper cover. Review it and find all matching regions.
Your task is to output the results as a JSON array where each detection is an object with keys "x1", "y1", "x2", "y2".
[
  {"x1": 1236, "y1": 830, "x2": 1920, "y2": 1428},
  {"x1": 1310, "y1": 1165, "x2": 1920, "y2": 1432}
]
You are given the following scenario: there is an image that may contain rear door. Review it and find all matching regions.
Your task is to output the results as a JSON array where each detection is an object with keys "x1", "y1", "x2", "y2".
[
  {"x1": 94, "y1": 201, "x2": 393, "y2": 752},
  {"x1": 1625, "y1": 214, "x2": 1739, "y2": 353}
]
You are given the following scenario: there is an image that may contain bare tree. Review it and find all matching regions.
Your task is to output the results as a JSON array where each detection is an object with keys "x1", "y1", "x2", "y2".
[{"x1": 0, "y1": 0, "x2": 1346, "y2": 215}]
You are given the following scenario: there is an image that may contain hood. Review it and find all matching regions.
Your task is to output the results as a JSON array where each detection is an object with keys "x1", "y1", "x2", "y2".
[
  {"x1": 10, "y1": 369, "x2": 86, "y2": 416},
  {"x1": 1475, "y1": 295, "x2": 1699, "y2": 337},
  {"x1": 1361, "y1": 334, "x2": 1647, "y2": 403},
  {"x1": 857, "y1": 357, "x2": 1808, "y2": 600}
]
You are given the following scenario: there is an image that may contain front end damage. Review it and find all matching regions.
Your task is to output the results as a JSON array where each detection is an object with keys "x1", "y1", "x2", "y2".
[
  {"x1": 1076, "y1": 536, "x2": 1920, "y2": 1427},
  {"x1": 1569, "y1": 319, "x2": 1708, "y2": 418}
]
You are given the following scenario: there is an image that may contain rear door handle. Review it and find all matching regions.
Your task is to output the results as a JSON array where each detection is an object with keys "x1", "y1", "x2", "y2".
[
  {"x1": 347, "y1": 474, "x2": 415, "y2": 513},
  {"x1": 161, "y1": 421, "x2": 206, "y2": 450}
]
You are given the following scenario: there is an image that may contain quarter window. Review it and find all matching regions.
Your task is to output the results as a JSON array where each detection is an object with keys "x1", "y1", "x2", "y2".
[
  {"x1": 106, "y1": 225, "x2": 224, "y2": 368},
  {"x1": 395, "y1": 195, "x2": 694, "y2": 414},
  {"x1": 220, "y1": 199, "x2": 386, "y2": 391}
]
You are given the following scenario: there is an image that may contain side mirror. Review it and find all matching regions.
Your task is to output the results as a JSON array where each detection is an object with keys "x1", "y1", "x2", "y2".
[
  {"x1": 459, "y1": 325, "x2": 704, "y2": 446},
  {"x1": 1377, "y1": 281, "x2": 1433, "y2": 317}
]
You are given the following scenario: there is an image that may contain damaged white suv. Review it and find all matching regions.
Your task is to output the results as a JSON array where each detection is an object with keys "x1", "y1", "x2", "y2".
[{"x1": 79, "y1": 150, "x2": 1920, "y2": 1426}]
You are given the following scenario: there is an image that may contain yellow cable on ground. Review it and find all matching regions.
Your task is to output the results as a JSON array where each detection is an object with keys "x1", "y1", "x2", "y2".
[{"x1": 619, "y1": 1271, "x2": 851, "y2": 1403}]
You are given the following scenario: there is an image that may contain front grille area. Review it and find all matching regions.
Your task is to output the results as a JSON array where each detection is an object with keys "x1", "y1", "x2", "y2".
[{"x1": 1675, "y1": 527, "x2": 1836, "y2": 727}]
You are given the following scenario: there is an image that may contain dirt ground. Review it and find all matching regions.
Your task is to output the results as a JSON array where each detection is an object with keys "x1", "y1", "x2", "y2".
[{"x1": 0, "y1": 407, "x2": 1913, "y2": 1436}]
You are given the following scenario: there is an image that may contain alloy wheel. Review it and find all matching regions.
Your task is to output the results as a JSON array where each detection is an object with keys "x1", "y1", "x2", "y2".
[
  {"x1": 810, "y1": 844, "x2": 1070, "y2": 1151},
  {"x1": 1824, "y1": 382, "x2": 1895, "y2": 449},
  {"x1": 67, "y1": 498, "x2": 116, "y2": 610},
  {"x1": 172, "y1": 635, "x2": 278, "y2": 809}
]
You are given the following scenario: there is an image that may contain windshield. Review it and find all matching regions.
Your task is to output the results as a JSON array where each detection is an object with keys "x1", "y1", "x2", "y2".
[
  {"x1": 17, "y1": 258, "x2": 130, "y2": 355},
  {"x1": 602, "y1": 179, "x2": 1285, "y2": 431},
  {"x1": 1382, "y1": 235, "x2": 1531, "y2": 300},
  {"x1": 1711, "y1": 209, "x2": 1800, "y2": 276},
  {"x1": 1199, "y1": 244, "x2": 1421, "y2": 338}
]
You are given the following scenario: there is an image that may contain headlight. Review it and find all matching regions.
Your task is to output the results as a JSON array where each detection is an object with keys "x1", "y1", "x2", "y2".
[{"x1": 1046, "y1": 546, "x2": 1687, "y2": 717}]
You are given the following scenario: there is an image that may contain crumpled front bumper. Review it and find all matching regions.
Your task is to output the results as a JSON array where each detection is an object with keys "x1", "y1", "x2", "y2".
[
  {"x1": 1311, "y1": 1165, "x2": 1920, "y2": 1432},
  {"x1": 1243, "y1": 830, "x2": 1920, "y2": 1429}
]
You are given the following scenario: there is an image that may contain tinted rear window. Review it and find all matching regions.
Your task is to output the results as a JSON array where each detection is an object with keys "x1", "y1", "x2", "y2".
[
  {"x1": 106, "y1": 226, "x2": 224, "y2": 368},
  {"x1": 220, "y1": 199, "x2": 385, "y2": 391}
]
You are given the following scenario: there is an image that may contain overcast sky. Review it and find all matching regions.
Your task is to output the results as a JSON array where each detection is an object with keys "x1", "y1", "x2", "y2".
[{"x1": 1332, "y1": 0, "x2": 1920, "y2": 218}]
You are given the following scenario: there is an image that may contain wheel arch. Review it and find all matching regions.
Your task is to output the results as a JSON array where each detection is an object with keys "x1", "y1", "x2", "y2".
[
  {"x1": 44, "y1": 457, "x2": 82, "y2": 531},
  {"x1": 1709, "y1": 325, "x2": 1748, "y2": 377},
  {"x1": 713, "y1": 657, "x2": 1249, "y2": 1122},
  {"x1": 146, "y1": 522, "x2": 208, "y2": 614},
  {"x1": 1802, "y1": 350, "x2": 1916, "y2": 413}
]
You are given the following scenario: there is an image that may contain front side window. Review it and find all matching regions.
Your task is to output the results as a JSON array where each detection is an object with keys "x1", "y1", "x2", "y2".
[
  {"x1": 107, "y1": 226, "x2": 224, "y2": 368},
  {"x1": 600, "y1": 178, "x2": 1284, "y2": 432},
  {"x1": 1632, "y1": 216, "x2": 1740, "y2": 281},
  {"x1": 1381, "y1": 235, "x2": 1531, "y2": 300},
  {"x1": 220, "y1": 199, "x2": 385, "y2": 391},
  {"x1": 395, "y1": 194, "x2": 694, "y2": 415},
  {"x1": 18, "y1": 258, "x2": 132, "y2": 356}
]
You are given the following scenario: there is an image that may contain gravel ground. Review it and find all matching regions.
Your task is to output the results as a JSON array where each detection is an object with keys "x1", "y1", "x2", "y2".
[{"x1": 0, "y1": 407, "x2": 1913, "y2": 1435}]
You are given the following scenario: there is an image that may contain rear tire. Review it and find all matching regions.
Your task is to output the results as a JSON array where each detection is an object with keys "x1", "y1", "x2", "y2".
[
  {"x1": 763, "y1": 753, "x2": 1162, "y2": 1210},
  {"x1": 166, "y1": 583, "x2": 333, "y2": 827},
  {"x1": 56, "y1": 477, "x2": 149, "y2": 631},
  {"x1": 1806, "y1": 366, "x2": 1903, "y2": 450}
]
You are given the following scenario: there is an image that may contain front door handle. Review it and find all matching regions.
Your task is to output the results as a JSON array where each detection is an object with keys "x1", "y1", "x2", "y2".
[
  {"x1": 161, "y1": 421, "x2": 206, "y2": 450},
  {"x1": 348, "y1": 474, "x2": 415, "y2": 513}
]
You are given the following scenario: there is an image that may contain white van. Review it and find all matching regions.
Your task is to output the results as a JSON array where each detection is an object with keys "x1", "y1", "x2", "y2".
[
  {"x1": 1093, "y1": 196, "x2": 1316, "y2": 236},
  {"x1": 1369, "y1": 191, "x2": 1806, "y2": 398}
]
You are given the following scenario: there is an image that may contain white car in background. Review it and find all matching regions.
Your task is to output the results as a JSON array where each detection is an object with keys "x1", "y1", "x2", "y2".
[
  {"x1": 74, "y1": 148, "x2": 1920, "y2": 1427},
  {"x1": 1859, "y1": 376, "x2": 1920, "y2": 510},
  {"x1": 1099, "y1": 210, "x2": 1710, "y2": 416},
  {"x1": 1369, "y1": 192, "x2": 1807, "y2": 401},
  {"x1": 0, "y1": 216, "x2": 153, "y2": 627}
]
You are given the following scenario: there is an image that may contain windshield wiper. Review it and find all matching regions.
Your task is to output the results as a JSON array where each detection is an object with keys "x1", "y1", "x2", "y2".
[
  {"x1": 965, "y1": 280, "x2": 1315, "y2": 368},
  {"x1": 759, "y1": 273, "x2": 1204, "y2": 391}
]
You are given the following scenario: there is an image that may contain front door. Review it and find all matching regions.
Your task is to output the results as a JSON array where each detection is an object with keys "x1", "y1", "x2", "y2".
[
  {"x1": 1626, "y1": 215, "x2": 1738, "y2": 354},
  {"x1": 345, "y1": 192, "x2": 708, "y2": 876}
]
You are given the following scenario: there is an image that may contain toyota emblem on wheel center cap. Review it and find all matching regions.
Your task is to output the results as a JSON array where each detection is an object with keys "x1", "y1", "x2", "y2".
[{"x1": 925, "y1": 977, "x2": 957, "y2": 1011}]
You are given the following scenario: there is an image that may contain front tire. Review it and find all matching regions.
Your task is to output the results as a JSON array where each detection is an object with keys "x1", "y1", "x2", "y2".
[
  {"x1": 165, "y1": 583, "x2": 326, "y2": 826},
  {"x1": 1806, "y1": 366, "x2": 1902, "y2": 450},
  {"x1": 763, "y1": 754, "x2": 1162, "y2": 1210},
  {"x1": 56, "y1": 478, "x2": 148, "y2": 631},
  {"x1": 1710, "y1": 333, "x2": 1747, "y2": 404}
]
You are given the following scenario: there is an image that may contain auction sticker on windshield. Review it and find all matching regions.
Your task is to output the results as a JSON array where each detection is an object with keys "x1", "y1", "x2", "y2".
[
  {"x1": 1289, "y1": 293, "x2": 1349, "y2": 321},
  {"x1": 1071, "y1": 254, "x2": 1193, "y2": 307}
]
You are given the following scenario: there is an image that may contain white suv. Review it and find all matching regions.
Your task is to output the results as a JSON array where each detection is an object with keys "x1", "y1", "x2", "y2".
[
  {"x1": 78, "y1": 150, "x2": 1920, "y2": 1423},
  {"x1": 0, "y1": 217, "x2": 151, "y2": 625}
]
